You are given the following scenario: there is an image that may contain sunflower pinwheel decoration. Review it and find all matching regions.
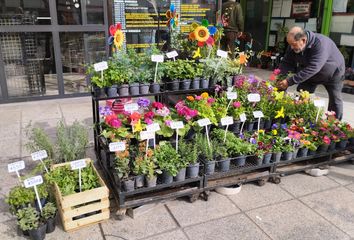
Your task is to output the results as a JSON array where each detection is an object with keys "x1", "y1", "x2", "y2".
[
  {"x1": 189, "y1": 19, "x2": 217, "y2": 47},
  {"x1": 108, "y1": 23, "x2": 124, "y2": 50},
  {"x1": 166, "y1": 4, "x2": 178, "y2": 29}
]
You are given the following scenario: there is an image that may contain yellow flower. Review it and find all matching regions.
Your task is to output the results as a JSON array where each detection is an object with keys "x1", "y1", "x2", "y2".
[
  {"x1": 186, "y1": 96, "x2": 195, "y2": 101},
  {"x1": 194, "y1": 26, "x2": 210, "y2": 42},
  {"x1": 193, "y1": 47, "x2": 201, "y2": 59},
  {"x1": 114, "y1": 30, "x2": 124, "y2": 49},
  {"x1": 258, "y1": 129, "x2": 265, "y2": 135},
  {"x1": 201, "y1": 92, "x2": 209, "y2": 99},
  {"x1": 300, "y1": 90, "x2": 310, "y2": 100},
  {"x1": 133, "y1": 120, "x2": 143, "y2": 132},
  {"x1": 272, "y1": 129, "x2": 278, "y2": 135},
  {"x1": 273, "y1": 87, "x2": 278, "y2": 92},
  {"x1": 274, "y1": 91, "x2": 284, "y2": 101},
  {"x1": 275, "y1": 106, "x2": 285, "y2": 119}
]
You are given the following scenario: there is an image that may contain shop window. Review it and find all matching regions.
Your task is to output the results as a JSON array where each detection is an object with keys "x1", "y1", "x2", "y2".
[{"x1": 56, "y1": 0, "x2": 82, "y2": 25}]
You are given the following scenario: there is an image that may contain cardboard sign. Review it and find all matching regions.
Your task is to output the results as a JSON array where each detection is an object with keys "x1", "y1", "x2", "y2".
[
  {"x1": 70, "y1": 159, "x2": 87, "y2": 170},
  {"x1": 124, "y1": 103, "x2": 139, "y2": 112},
  {"x1": 140, "y1": 131, "x2": 155, "y2": 140},
  {"x1": 146, "y1": 123, "x2": 160, "y2": 132},
  {"x1": 8, "y1": 161, "x2": 25, "y2": 173},
  {"x1": 240, "y1": 113, "x2": 247, "y2": 122},
  {"x1": 109, "y1": 142, "x2": 126, "y2": 152},
  {"x1": 170, "y1": 121, "x2": 184, "y2": 129},
  {"x1": 247, "y1": 93, "x2": 261, "y2": 102},
  {"x1": 314, "y1": 99, "x2": 325, "y2": 107},
  {"x1": 253, "y1": 111, "x2": 264, "y2": 118},
  {"x1": 221, "y1": 116, "x2": 234, "y2": 126},
  {"x1": 198, "y1": 118, "x2": 211, "y2": 127},
  {"x1": 31, "y1": 150, "x2": 48, "y2": 161},
  {"x1": 226, "y1": 92, "x2": 237, "y2": 100},
  {"x1": 94, "y1": 61, "x2": 108, "y2": 72},
  {"x1": 166, "y1": 51, "x2": 178, "y2": 59},
  {"x1": 24, "y1": 175, "x2": 43, "y2": 188},
  {"x1": 217, "y1": 49, "x2": 228, "y2": 58},
  {"x1": 151, "y1": 55, "x2": 164, "y2": 62}
]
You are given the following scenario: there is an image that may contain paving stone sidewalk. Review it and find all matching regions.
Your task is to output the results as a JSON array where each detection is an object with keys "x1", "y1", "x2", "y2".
[{"x1": 1, "y1": 68, "x2": 354, "y2": 240}]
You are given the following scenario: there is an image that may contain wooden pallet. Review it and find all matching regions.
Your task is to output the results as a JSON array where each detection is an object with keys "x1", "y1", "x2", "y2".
[{"x1": 52, "y1": 158, "x2": 110, "y2": 232}]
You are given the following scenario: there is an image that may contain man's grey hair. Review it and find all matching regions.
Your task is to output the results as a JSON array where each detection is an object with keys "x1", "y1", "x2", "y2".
[{"x1": 288, "y1": 26, "x2": 306, "y2": 41}]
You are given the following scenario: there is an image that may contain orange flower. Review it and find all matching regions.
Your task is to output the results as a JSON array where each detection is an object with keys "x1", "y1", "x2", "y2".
[
  {"x1": 130, "y1": 112, "x2": 141, "y2": 121},
  {"x1": 189, "y1": 32, "x2": 196, "y2": 41},
  {"x1": 201, "y1": 92, "x2": 209, "y2": 99},
  {"x1": 239, "y1": 54, "x2": 246, "y2": 64},
  {"x1": 186, "y1": 96, "x2": 195, "y2": 101}
]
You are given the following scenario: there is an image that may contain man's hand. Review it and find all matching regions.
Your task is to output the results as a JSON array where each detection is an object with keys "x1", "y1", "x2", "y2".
[{"x1": 277, "y1": 79, "x2": 289, "y2": 91}]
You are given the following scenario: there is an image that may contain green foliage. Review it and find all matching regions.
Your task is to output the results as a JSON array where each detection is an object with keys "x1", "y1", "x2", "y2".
[
  {"x1": 281, "y1": 143, "x2": 294, "y2": 152},
  {"x1": 6, "y1": 186, "x2": 35, "y2": 214},
  {"x1": 16, "y1": 206, "x2": 39, "y2": 231},
  {"x1": 163, "y1": 59, "x2": 198, "y2": 80},
  {"x1": 178, "y1": 140, "x2": 198, "y2": 165},
  {"x1": 153, "y1": 141, "x2": 181, "y2": 176},
  {"x1": 213, "y1": 142, "x2": 229, "y2": 159},
  {"x1": 115, "y1": 156, "x2": 130, "y2": 179},
  {"x1": 195, "y1": 134, "x2": 214, "y2": 161},
  {"x1": 41, "y1": 202, "x2": 57, "y2": 220},
  {"x1": 25, "y1": 124, "x2": 55, "y2": 161}
]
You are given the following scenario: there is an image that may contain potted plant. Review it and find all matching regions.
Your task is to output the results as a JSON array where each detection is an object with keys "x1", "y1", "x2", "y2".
[
  {"x1": 154, "y1": 141, "x2": 180, "y2": 184},
  {"x1": 179, "y1": 140, "x2": 200, "y2": 178},
  {"x1": 281, "y1": 141, "x2": 294, "y2": 161},
  {"x1": 214, "y1": 143, "x2": 230, "y2": 172},
  {"x1": 143, "y1": 154, "x2": 162, "y2": 187},
  {"x1": 179, "y1": 59, "x2": 195, "y2": 90},
  {"x1": 86, "y1": 65, "x2": 109, "y2": 97},
  {"x1": 163, "y1": 60, "x2": 181, "y2": 91},
  {"x1": 196, "y1": 134, "x2": 215, "y2": 175},
  {"x1": 6, "y1": 186, "x2": 35, "y2": 214},
  {"x1": 133, "y1": 154, "x2": 147, "y2": 188},
  {"x1": 41, "y1": 202, "x2": 57, "y2": 233},
  {"x1": 115, "y1": 153, "x2": 134, "y2": 191},
  {"x1": 271, "y1": 138, "x2": 283, "y2": 163},
  {"x1": 191, "y1": 62, "x2": 203, "y2": 89},
  {"x1": 17, "y1": 206, "x2": 47, "y2": 240}
]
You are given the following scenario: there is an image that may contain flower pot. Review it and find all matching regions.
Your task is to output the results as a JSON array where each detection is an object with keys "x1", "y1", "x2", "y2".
[
  {"x1": 282, "y1": 152, "x2": 293, "y2": 161},
  {"x1": 205, "y1": 160, "x2": 216, "y2": 175},
  {"x1": 107, "y1": 85, "x2": 118, "y2": 97},
  {"x1": 139, "y1": 83, "x2": 150, "y2": 94},
  {"x1": 160, "y1": 170, "x2": 173, "y2": 184},
  {"x1": 272, "y1": 152, "x2": 282, "y2": 162},
  {"x1": 122, "y1": 179, "x2": 135, "y2": 192},
  {"x1": 185, "y1": 128, "x2": 196, "y2": 141},
  {"x1": 200, "y1": 78, "x2": 209, "y2": 89},
  {"x1": 46, "y1": 213, "x2": 57, "y2": 233},
  {"x1": 329, "y1": 141, "x2": 336, "y2": 151},
  {"x1": 218, "y1": 158, "x2": 231, "y2": 172},
  {"x1": 93, "y1": 86, "x2": 105, "y2": 97},
  {"x1": 234, "y1": 156, "x2": 246, "y2": 167},
  {"x1": 146, "y1": 176, "x2": 157, "y2": 188},
  {"x1": 118, "y1": 84, "x2": 129, "y2": 96},
  {"x1": 186, "y1": 162, "x2": 200, "y2": 178},
  {"x1": 336, "y1": 140, "x2": 348, "y2": 149},
  {"x1": 293, "y1": 148, "x2": 299, "y2": 159},
  {"x1": 255, "y1": 157, "x2": 263, "y2": 166},
  {"x1": 150, "y1": 83, "x2": 160, "y2": 93},
  {"x1": 318, "y1": 144, "x2": 329, "y2": 153},
  {"x1": 135, "y1": 175, "x2": 145, "y2": 188},
  {"x1": 230, "y1": 121, "x2": 241, "y2": 133},
  {"x1": 29, "y1": 223, "x2": 47, "y2": 240},
  {"x1": 297, "y1": 148, "x2": 309, "y2": 157},
  {"x1": 167, "y1": 81, "x2": 180, "y2": 91},
  {"x1": 191, "y1": 78, "x2": 200, "y2": 89},
  {"x1": 263, "y1": 153, "x2": 272, "y2": 164},
  {"x1": 257, "y1": 120, "x2": 265, "y2": 130},
  {"x1": 174, "y1": 168, "x2": 186, "y2": 182},
  {"x1": 129, "y1": 83, "x2": 140, "y2": 95},
  {"x1": 349, "y1": 138, "x2": 354, "y2": 146},
  {"x1": 308, "y1": 149, "x2": 317, "y2": 156},
  {"x1": 180, "y1": 79, "x2": 191, "y2": 90},
  {"x1": 246, "y1": 121, "x2": 255, "y2": 132},
  {"x1": 264, "y1": 119, "x2": 272, "y2": 130}
]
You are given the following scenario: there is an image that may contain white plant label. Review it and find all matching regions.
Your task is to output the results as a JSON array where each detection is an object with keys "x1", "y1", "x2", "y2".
[
  {"x1": 151, "y1": 55, "x2": 164, "y2": 62},
  {"x1": 226, "y1": 92, "x2": 237, "y2": 100},
  {"x1": 8, "y1": 160, "x2": 25, "y2": 173},
  {"x1": 198, "y1": 118, "x2": 211, "y2": 127},
  {"x1": 70, "y1": 159, "x2": 87, "y2": 170},
  {"x1": 247, "y1": 93, "x2": 261, "y2": 102},
  {"x1": 240, "y1": 113, "x2": 247, "y2": 122},
  {"x1": 109, "y1": 142, "x2": 126, "y2": 152},
  {"x1": 94, "y1": 61, "x2": 108, "y2": 72},
  {"x1": 124, "y1": 103, "x2": 139, "y2": 112},
  {"x1": 253, "y1": 111, "x2": 264, "y2": 118},
  {"x1": 271, "y1": 56, "x2": 276, "y2": 60},
  {"x1": 170, "y1": 121, "x2": 184, "y2": 129},
  {"x1": 140, "y1": 130, "x2": 155, "y2": 140},
  {"x1": 314, "y1": 99, "x2": 325, "y2": 107},
  {"x1": 217, "y1": 49, "x2": 228, "y2": 58},
  {"x1": 166, "y1": 51, "x2": 178, "y2": 59},
  {"x1": 24, "y1": 175, "x2": 43, "y2": 188},
  {"x1": 146, "y1": 123, "x2": 160, "y2": 132},
  {"x1": 31, "y1": 150, "x2": 48, "y2": 161},
  {"x1": 221, "y1": 116, "x2": 234, "y2": 126}
]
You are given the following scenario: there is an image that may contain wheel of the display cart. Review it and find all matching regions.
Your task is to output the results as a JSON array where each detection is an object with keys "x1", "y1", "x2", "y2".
[
  {"x1": 271, "y1": 176, "x2": 281, "y2": 184},
  {"x1": 257, "y1": 178, "x2": 266, "y2": 186},
  {"x1": 189, "y1": 193, "x2": 200, "y2": 203},
  {"x1": 201, "y1": 191, "x2": 210, "y2": 201},
  {"x1": 116, "y1": 208, "x2": 127, "y2": 220}
]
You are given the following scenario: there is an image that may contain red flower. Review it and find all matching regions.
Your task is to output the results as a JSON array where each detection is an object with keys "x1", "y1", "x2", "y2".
[
  {"x1": 130, "y1": 112, "x2": 141, "y2": 121},
  {"x1": 152, "y1": 102, "x2": 164, "y2": 109},
  {"x1": 144, "y1": 111, "x2": 155, "y2": 119}
]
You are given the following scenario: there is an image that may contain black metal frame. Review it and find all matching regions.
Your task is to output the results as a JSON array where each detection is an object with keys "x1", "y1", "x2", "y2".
[{"x1": 0, "y1": 0, "x2": 109, "y2": 103}]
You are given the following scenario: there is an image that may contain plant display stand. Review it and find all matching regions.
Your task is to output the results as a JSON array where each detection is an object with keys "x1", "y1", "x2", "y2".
[{"x1": 51, "y1": 159, "x2": 110, "y2": 231}]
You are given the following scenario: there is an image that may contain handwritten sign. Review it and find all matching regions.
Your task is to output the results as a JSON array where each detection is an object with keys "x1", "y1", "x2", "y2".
[
  {"x1": 166, "y1": 51, "x2": 178, "y2": 59},
  {"x1": 70, "y1": 159, "x2": 87, "y2": 170},
  {"x1": 140, "y1": 131, "x2": 155, "y2": 140},
  {"x1": 170, "y1": 121, "x2": 184, "y2": 129},
  {"x1": 198, "y1": 118, "x2": 211, "y2": 127},
  {"x1": 240, "y1": 113, "x2": 247, "y2": 122},
  {"x1": 24, "y1": 175, "x2": 43, "y2": 188},
  {"x1": 109, "y1": 142, "x2": 126, "y2": 152},
  {"x1": 151, "y1": 55, "x2": 164, "y2": 63},
  {"x1": 253, "y1": 111, "x2": 264, "y2": 118},
  {"x1": 31, "y1": 150, "x2": 48, "y2": 161},
  {"x1": 217, "y1": 49, "x2": 228, "y2": 58},
  {"x1": 124, "y1": 103, "x2": 139, "y2": 112},
  {"x1": 8, "y1": 161, "x2": 25, "y2": 173},
  {"x1": 94, "y1": 61, "x2": 108, "y2": 72},
  {"x1": 247, "y1": 93, "x2": 261, "y2": 102},
  {"x1": 314, "y1": 99, "x2": 325, "y2": 107},
  {"x1": 221, "y1": 116, "x2": 234, "y2": 126},
  {"x1": 226, "y1": 92, "x2": 237, "y2": 100},
  {"x1": 146, "y1": 123, "x2": 160, "y2": 132}
]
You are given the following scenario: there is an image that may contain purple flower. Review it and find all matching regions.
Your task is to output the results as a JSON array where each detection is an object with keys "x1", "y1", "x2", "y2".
[
  {"x1": 137, "y1": 98, "x2": 150, "y2": 108},
  {"x1": 250, "y1": 137, "x2": 257, "y2": 144},
  {"x1": 281, "y1": 123, "x2": 287, "y2": 129},
  {"x1": 239, "y1": 133, "x2": 245, "y2": 139},
  {"x1": 99, "y1": 106, "x2": 113, "y2": 116},
  {"x1": 272, "y1": 123, "x2": 278, "y2": 129},
  {"x1": 248, "y1": 74, "x2": 258, "y2": 85}
]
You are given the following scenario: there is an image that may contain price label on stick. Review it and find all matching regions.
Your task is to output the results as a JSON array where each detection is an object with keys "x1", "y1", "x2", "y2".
[
  {"x1": 226, "y1": 92, "x2": 237, "y2": 100},
  {"x1": 31, "y1": 150, "x2": 48, "y2": 161},
  {"x1": 124, "y1": 103, "x2": 139, "y2": 112},
  {"x1": 247, "y1": 93, "x2": 261, "y2": 102},
  {"x1": 24, "y1": 175, "x2": 43, "y2": 188},
  {"x1": 198, "y1": 118, "x2": 211, "y2": 127},
  {"x1": 109, "y1": 142, "x2": 126, "y2": 152},
  {"x1": 217, "y1": 49, "x2": 228, "y2": 58},
  {"x1": 8, "y1": 160, "x2": 25, "y2": 173},
  {"x1": 221, "y1": 116, "x2": 234, "y2": 126},
  {"x1": 146, "y1": 123, "x2": 160, "y2": 132},
  {"x1": 70, "y1": 159, "x2": 87, "y2": 170},
  {"x1": 151, "y1": 55, "x2": 164, "y2": 62},
  {"x1": 253, "y1": 111, "x2": 264, "y2": 118},
  {"x1": 94, "y1": 61, "x2": 108, "y2": 72},
  {"x1": 314, "y1": 99, "x2": 325, "y2": 107},
  {"x1": 166, "y1": 51, "x2": 178, "y2": 59},
  {"x1": 140, "y1": 131, "x2": 155, "y2": 140},
  {"x1": 240, "y1": 113, "x2": 247, "y2": 122},
  {"x1": 170, "y1": 121, "x2": 184, "y2": 129}
]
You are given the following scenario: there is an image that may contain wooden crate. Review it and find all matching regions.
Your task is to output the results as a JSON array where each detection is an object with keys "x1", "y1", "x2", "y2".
[{"x1": 52, "y1": 158, "x2": 110, "y2": 232}]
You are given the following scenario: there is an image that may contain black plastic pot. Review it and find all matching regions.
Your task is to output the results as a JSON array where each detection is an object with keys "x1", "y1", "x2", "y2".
[
  {"x1": 46, "y1": 213, "x2": 57, "y2": 233},
  {"x1": 282, "y1": 152, "x2": 293, "y2": 161},
  {"x1": 218, "y1": 158, "x2": 231, "y2": 172},
  {"x1": 92, "y1": 86, "x2": 105, "y2": 97},
  {"x1": 191, "y1": 78, "x2": 200, "y2": 89},
  {"x1": 293, "y1": 148, "x2": 299, "y2": 159},
  {"x1": 230, "y1": 121, "x2": 241, "y2": 133},
  {"x1": 264, "y1": 119, "x2": 272, "y2": 130},
  {"x1": 29, "y1": 223, "x2": 47, "y2": 240},
  {"x1": 308, "y1": 149, "x2": 317, "y2": 156},
  {"x1": 146, "y1": 176, "x2": 157, "y2": 187},
  {"x1": 174, "y1": 168, "x2": 186, "y2": 182},
  {"x1": 234, "y1": 156, "x2": 246, "y2": 167},
  {"x1": 255, "y1": 157, "x2": 263, "y2": 166},
  {"x1": 318, "y1": 144, "x2": 329, "y2": 153},
  {"x1": 167, "y1": 81, "x2": 180, "y2": 91},
  {"x1": 180, "y1": 80, "x2": 191, "y2": 90},
  {"x1": 122, "y1": 179, "x2": 135, "y2": 192},
  {"x1": 139, "y1": 83, "x2": 150, "y2": 94},
  {"x1": 263, "y1": 153, "x2": 272, "y2": 164},
  {"x1": 160, "y1": 170, "x2": 173, "y2": 184},
  {"x1": 129, "y1": 83, "x2": 140, "y2": 95},
  {"x1": 118, "y1": 84, "x2": 129, "y2": 96},
  {"x1": 349, "y1": 138, "x2": 354, "y2": 146},
  {"x1": 135, "y1": 175, "x2": 145, "y2": 188},
  {"x1": 150, "y1": 83, "x2": 161, "y2": 93},
  {"x1": 200, "y1": 78, "x2": 209, "y2": 89},
  {"x1": 205, "y1": 160, "x2": 216, "y2": 175},
  {"x1": 246, "y1": 121, "x2": 255, "y2": 132},
  {"x1": 336, "y1": 140, "x2": 348, "y2": 149},
  {"x1": 297, "y1": 148, "x2": 308, "y2": 157},
  {"x1": 272, "y1": 152, "x2": 282, "y2": 162},
  {"x1": 107, "y1": 85, "x2": 118, "y2": 97},
  {"x1": 329, "y1": 141, "x2": 336, "y2": 151},
  {"x1": 186, "y1": 162, "x2": 200, "y2": 178}
]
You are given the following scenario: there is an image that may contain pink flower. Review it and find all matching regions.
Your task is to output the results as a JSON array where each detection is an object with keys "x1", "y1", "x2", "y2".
[
  {"x1": 145, "y1": 118, "x2": 153, "y2": 125},
  {"x1": 195, "y1": 96, "x2": 202, "y2": 101},
  {"x1": 273, "y1": 68, "x2": 281, "y2": 75},
  {"x1": 152, "y1": 102, "x2": 164, "y2": 109},
  {"x1": 323, "y1": 136, "x2": 331, "y2": 145},
  {"x1": 165, "y1": 120, "x2": 171, "y2": 126},
  {"x1": 233, "y1": 101, "x2": 241, "y2": 108},
  {"x1": 207, "y1": 98, "x2": 215, "y2": 104},
  {"x1": 110, "y1": 119, "x2": 122, "y2": 128}
]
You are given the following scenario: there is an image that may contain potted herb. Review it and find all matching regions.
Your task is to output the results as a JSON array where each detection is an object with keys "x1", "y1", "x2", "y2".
[
  {"x1": 191, "y1": 62, "x2": 203, "y2": 89},
  {"x1": 133, "y1": 146, "x2": 153, "y2": 188},
  {"x1": 17, "y1": 206, "x2": 47, "y2": 240},
  {"x1": 196, "y1": 134, "x2": 215, "y2": 175},
  {"x1": 115, "y1": 155, "x2": 133, "y2": 191},
  {"x1": 6, "y1": 186, "x2": 35, "y2": 214},
  {"x1": 86, "y1": 65, "x2": 108, "y2": 97},
  {"x1": 281, "y1": 142, "x2": 294, "y2": 161},
  {"x1": 214, "y1": 143, "x2": 230, "y2": 172},
  {"x1": 179, "y1": 140, "x2": 199, "y2": 178},
  {"x1": 163, "y1": 60, "x2": 181, "y2": 90},
  {"x1": 143, "y1": 155, "x2": 162, "y2": 187},
  {"x1": 154, "y1": 142, "x2": 180, "y2": 184},
  {"x1": 41, "y1": 202, "x2": 57, "y2": 233}
]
